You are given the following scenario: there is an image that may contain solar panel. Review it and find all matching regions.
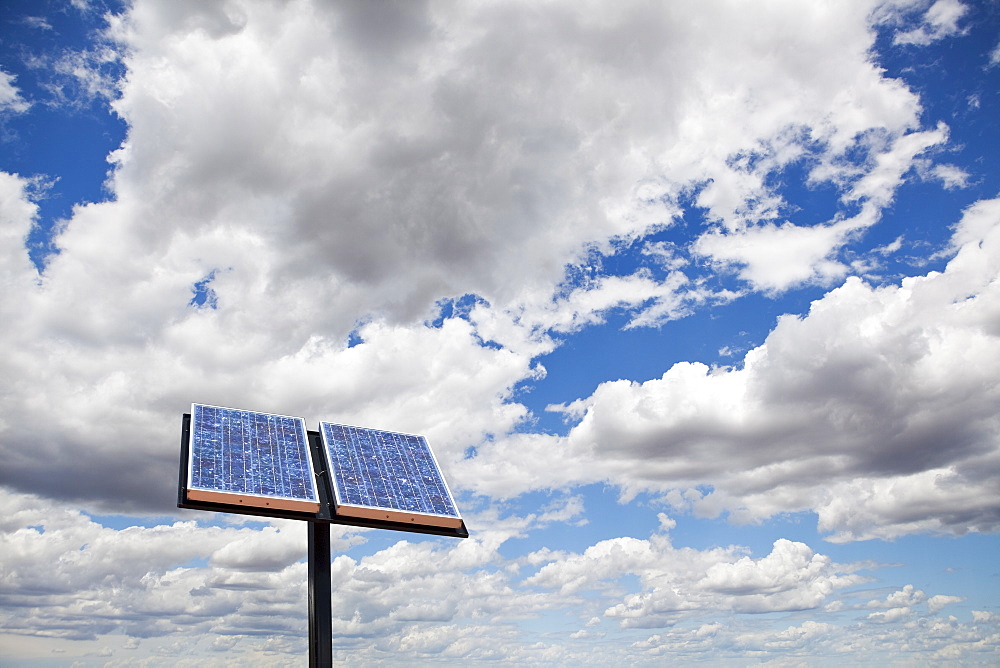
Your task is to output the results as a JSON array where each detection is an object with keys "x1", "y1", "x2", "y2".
[
  {"x1": 186, "y1": 404, "x2": 320, "y2": 513},
  {"x1": 319, "y1": 422, "x2": 462, "y2": 528}
]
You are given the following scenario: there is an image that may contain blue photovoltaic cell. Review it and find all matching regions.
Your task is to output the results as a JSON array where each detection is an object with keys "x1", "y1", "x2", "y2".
[
  {"x1": 188, "y1": 404, "x2": 319, "y2": 511},
  {"x1": 320, "y1": 422, "x2": 461, "y2": 526}
]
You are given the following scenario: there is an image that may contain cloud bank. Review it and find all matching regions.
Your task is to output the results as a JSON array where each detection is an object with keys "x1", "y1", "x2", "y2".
[{"x1": 3, "y1": 489, "x2": 994, "y2": 664}]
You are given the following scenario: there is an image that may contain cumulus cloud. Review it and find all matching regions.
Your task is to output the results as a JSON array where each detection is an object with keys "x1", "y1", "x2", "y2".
[
  {"x1": 0, "y1": 488, "x2": 874, "y2": 662},
  {"x1": 928, "y1": 594, "x2": 965, "y2": 614},
  {"x1": 0, "y1": 488, "x2": 333, "y2": 646},
  {"x1": 522, "y1": 530, "x2": 866, "y2": 631},
  {"x1": 693, "y1": 218, "x2": 855, "y2": 293},
  {"x1": 2, "y1": 487, "x2": 995, "y2": 661},
  {"x1": 866, "y1": 584, "x2": 926, "y2": 609},
  {"x1": 465, "y1": 197, "x2": 1000, "y2": 540}
]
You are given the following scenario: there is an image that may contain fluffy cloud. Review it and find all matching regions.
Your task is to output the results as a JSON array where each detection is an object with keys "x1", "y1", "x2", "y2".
[
  {"x1": 612, "y1": 539, "x2": 862, "y2": 626},
  {"x1": 0, "y1": 488, "x2": 332, "y2": 646},
  {"x1": 97, "y1": 0, "x2": 932, "y2": 315},
  {"x1": 693, "y1": 218, "x2": 855, "y2": 293},
  {"x1": 3, "y1": 487, "x2": 996, "y2": 664},
  {"x1": 466, "y1": 197, "x2": 1000, "y2": 539}
]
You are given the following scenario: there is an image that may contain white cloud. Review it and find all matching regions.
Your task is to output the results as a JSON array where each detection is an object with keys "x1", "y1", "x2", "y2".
[
  {"x1": 867, "y1": 606, "x2": 912, "y2": 623},
  {"x1": 732, "y1": 620, "x2": 835, "y2": 653},
  {"x1": 866, "y1": 584, "x2": 926, "y2": 609},
  {"x1": 874, "y1": 235, "x2": 905, "y2": 256},
  {"x1": 465, "y1": 197, "x2": 1000, "y2": 539},
  {"x1": 928, "y1": 594, "x2": 965, "y2": 613},
  {"x1": 0, "y1": 173, "x2": 39, "y2": 276},
  {"x1": 522, "y1": 530, "x2": 866, "y2": 628},
  {"x1": 692, "y1": 124, "x2": 949, "y2": 293},
  {"x1": 480, "y1": 268, "x2": 720, "y2": 342},
  {"x1": 0, "y1": 70, "x2": 31, "y2": 113},
  {"x1": 693, "y1": 219, "x2": 853, "y2": 293},
  {"x1": 842, "y1": 124, "x2": 949, "y2": 208},
  {"x1": 535, "y1": 271, "x2": 692, "y2": 334},
  {"x1": 94, "y1": 0, "x2": 929, "y2": 318},
  {"x1": 698, "y1": 539, "x2": 860, "y2": 613},
  {"x1": 893, "y1": 0, "x2": 969, "y2": 46},
  {"x1": 22, "y1": 16, "x2": 54, "y2": 31},
  {"x1": 0, "y1": 488, "x2": 345, "y2": 647},
  {"x1": 2, "y1": 488, "x2": 996, "y2": 663},
  {"x1": 929, "y1": 163, "x2": 972, "y2": 189},
  {"x1": 47, "y1": 47, "x2": 122, "y2": 107},
  {"x1": 814, "y1": 468, "x2": 1000, "y2": 542}
]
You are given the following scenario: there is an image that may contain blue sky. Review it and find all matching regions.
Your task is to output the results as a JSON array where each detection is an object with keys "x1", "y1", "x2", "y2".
[{"x1": 1, "y1": 0, "x2": 999, "y2": 665}]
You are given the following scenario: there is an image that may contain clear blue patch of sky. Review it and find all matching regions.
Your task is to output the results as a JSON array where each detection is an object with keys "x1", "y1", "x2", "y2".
[
  {"x1": 520, "y1": 606, "x2": 619, "y2": 639},
  {"x1": 346, "y1": 326, "x2": 365, "y2": 348},
  {"x1": 0, "y1": 0, "x2": 127, "y2": 270},
  {"x1": 766, "y1": 159, "x2": 846, "y2": 227},
  {"x1": 179, "y1": 556, "x2": 210, "y2": 569},
  {"x1": 497, "y1": 484, "x2": 665, "y2": 561},
  {"x1": 516, "y1": 208, "x2": 834, "y2": 433},
  {"x1": 428, "y1": 293, "x2": 488, "y2": 328},
  {"x1": 188, "y1": 270, "x2": 220, "y2": 309}
]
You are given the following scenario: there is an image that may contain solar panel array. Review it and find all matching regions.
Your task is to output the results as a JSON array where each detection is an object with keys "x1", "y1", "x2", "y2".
[
  {"x1": 187, "y1": 404, "x2": 320, "y2": 513},
  {"x1": 319, "y1": 422, "x2": 462, "y2": 528}
]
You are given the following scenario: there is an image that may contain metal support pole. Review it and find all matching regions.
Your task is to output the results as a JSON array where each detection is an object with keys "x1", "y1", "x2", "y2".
[{"x1": 308, "y1": 521, "x2": 333, "y2": 667}]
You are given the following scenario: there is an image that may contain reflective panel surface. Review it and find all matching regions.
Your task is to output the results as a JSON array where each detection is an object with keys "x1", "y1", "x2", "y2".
[
  {"x1": 188, "y1": 404, "x2": 319, "y2": 511},
  {"x1": 320, "y1": 422, "x2": 461, "y2": 527}
]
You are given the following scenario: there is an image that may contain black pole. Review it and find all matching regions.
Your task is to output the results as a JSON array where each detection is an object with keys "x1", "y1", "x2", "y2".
[{"x1": 308, "y1": 521, "x2": 333, "y2": 667}]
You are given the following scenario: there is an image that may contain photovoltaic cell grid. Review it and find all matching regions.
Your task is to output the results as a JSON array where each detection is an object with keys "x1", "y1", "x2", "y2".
[
  {"x1": 320, "y1": 422, "x2": 462, "y2": 528},
  {"x1": 187, "y1": 404, "x2": 320, "y2": 513}
]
